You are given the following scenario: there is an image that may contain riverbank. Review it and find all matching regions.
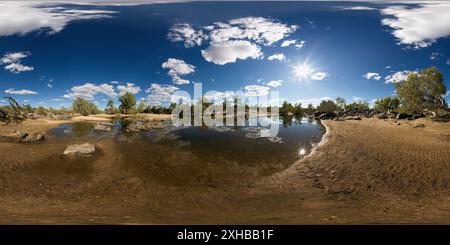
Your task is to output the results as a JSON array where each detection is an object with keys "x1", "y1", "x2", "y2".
[{"x1": 1, "y1": 116, "x2": 450, "y2": 223}]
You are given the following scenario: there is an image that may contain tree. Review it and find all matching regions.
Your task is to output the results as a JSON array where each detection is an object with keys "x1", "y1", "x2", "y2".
[
  {"x1": 335, "y1": 97, "x2": 346, "y2": 111},
  {"x1": 318, "y1": 100, "x2": 338, "y2": 113},
  {"x1": 305, "y1": 103, "x2": 315, "y2": 115},
  {"x1": 119, "y1": 92, "x2": 136, "y2": 114},
  {"x1": 280, "y1": 101, "x2": 294, "y2": 115},
  {"x1": 105, "y1": 99, "x2": 115, "y2": 114},
  {"x1": 72, "y1": 98, "x2": 98, "y2": 116},
  {"x1": 374, "y1": 96, "x2": 400, "y2": 114},
  {"x1": 396, "y1": 67, "x2": 447, "y2": 114},
  {"x1": 345, "y1": 101, "x2": 369, "y2": 111},
  {"x1": 136, "y1": 101, "x2": 147, "y2": 113}
]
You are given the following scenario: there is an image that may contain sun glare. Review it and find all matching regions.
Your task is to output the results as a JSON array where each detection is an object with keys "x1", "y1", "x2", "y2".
[{"x1": 293, "y1": 63, "x2": 313, "y2": 80}]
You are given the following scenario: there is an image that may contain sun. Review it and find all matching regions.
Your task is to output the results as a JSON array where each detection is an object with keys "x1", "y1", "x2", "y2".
[{"x1": 292, "y1": 63, "x2": 313, "y2": 80}]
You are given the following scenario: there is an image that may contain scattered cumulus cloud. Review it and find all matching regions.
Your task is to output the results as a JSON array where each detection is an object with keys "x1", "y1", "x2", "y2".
[
  {"x1": 117, "y1": 82, "x2": 141, "y2": 95},
  {"x1": 266, "y1": 80, "x2": 283, "y2": 88},
  {"x1": 430, "y1": 52, "x2": 442, "y2": 60},
  {"x1": 244, "y1": 85, "x2": 270, "y2": 97},
  {"x1": 0, "y1": 51, "x2": 34, "y2": 73},
  {"x1": 267, "y1": 53, "x2": 286, "y2": 62},
  {"x1": 310, "y1": 71, "x2": 329, "y2": 81},
  {"x1": 339, "y1": 6, "x2": 377, "y2": 11},
  {"x1": 296, "y1": 97, "x2": 332, "y2": 107},
  {"x1": 64, "y1": 83, "x2": 117, "y2": 100},
  {"x1": 380, "y1": 2, "x2": 450, "y2": 49},
  {"x1": 168, "y1": 23, "x2": 206, "y2": 48},
  {"x1": 145, "y1": 83, "x2": 181, "y2": 106},
  {"x1": 5, "y1": 88, "x2": 38, "y2": 95},
  {"x1": 280, "y1": 39, "x2": 305, "y2": 49},
  {"x1": 169, "y1": 17, "x2": 298, "y2": 65},
  {"x1": 161, "y1": 58, "x2": 195, "y2": 85},
  {"x1": 0, "y1": 2, "x2": 117, "y2": 37},
  {"x1": 364, "y1": 72, "x2": 381, "y2": 80},
  {"x1": 201, "y1": 40, "x2": 262, "y2": 65},
  {"x1": 385, "y1": 70, "x2": 417, "y2": 84}
]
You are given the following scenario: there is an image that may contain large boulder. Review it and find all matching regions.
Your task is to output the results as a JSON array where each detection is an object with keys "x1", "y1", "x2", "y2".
[
  {"x1": 63, "y1": 143, "x2": 96, "y2": 155},
  {"x1": 317, "y1": 112, "x2": 336, "y2": 120},
  {"x1": 22, "y1": 133, "x2": 45, "y2": 142},
  {"x1": 396, "y1": 112, "x2": 412, "y2": 120},
  {"x1": 344, "y1": 116, "x2": 361, "y2": 120},
  {"x1": 94, "y1": 123, "x2": 112, "y2": 131}
]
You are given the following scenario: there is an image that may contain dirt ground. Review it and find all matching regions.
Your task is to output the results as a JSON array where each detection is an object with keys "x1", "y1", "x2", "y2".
[{"x1": 0, "y1": 117, "x2": 450, "y2": 224}]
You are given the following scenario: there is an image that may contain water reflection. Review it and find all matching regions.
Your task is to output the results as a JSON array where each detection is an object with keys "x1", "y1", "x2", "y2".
[{"x1": 50, "y1": 116, "x2": 325, "y2": 177}]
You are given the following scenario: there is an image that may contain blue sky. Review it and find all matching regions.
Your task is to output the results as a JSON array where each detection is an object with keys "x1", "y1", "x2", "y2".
[{"x1": 0, "y1": 0, "x2": 449, "y2": 109}]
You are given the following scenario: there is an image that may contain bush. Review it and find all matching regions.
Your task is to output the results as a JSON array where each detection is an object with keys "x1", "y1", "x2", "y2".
[
  {"x1": 318, "y1": 100, "x2": 338, "y2": 113},
  {"x1": 72, "y1": 98, "x2": 99, "y2": 116}
]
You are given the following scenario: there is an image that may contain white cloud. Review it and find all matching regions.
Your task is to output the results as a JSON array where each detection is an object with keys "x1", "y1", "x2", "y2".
[
  {"x1": 117, "y1": 82, "x2": 141, "y2": 95},
  {"x1": 168, "y1": 23, "x2": 206, "y2": 48},
  {"x1": 364, "y1": 72, "x2": 381, "y2": 80},
  {"x1": 380, "y1": 2, "x2": 450, "y2": 48},
  {"x1": 352, "y1": 96, "x2": 364, "y2": 101},
  {"x1": 244, "y1": 85, "x2": 270, "y2": 97},
  {"x1": 447, "y1": 59, "x2": 450, "y2": 65},
  {"x1": 0, "y1": 51, "x2": 34, "y2": 73},
  {"x1": 267, "y1": 53, "x2": 286, "y2": 62},
  {"x1": 110, "y1": 81, "x2": 119, "y2": 84},
  {"x1": 385, "y1": 70, "x2": 417, "y2": 84},
  {"x1": 5, "y1": 88, "x2": 38, "y2": 95},
  {"x1": 203, "y1": 91, "x2": 236, "y2": 103},
  {"x1": 385, "y1": 65, "x2": 392, "y2": 69},
  {"x1": 281, "y1": 39, "x2": 296, "y2": 47},
  {"x1": 280, "y1": 39, "x2": 306, "y2": 49},
  {"x1": 47, "y1": 83, "x2": 53, "y2": 88},
  {"x1": 295, "y1": 40, "x2": 306, "y2": 49},
  {"x1": 430, "y1": 52, "x2": 442, "y2": 60},
  {"x1": 161, "y1": 58, "x2": 195, "y2": 85},
  {"x1": 169, "y1": 16, "x2": 297, "y2": 65},
  {"x1": 310, "y1": 71, "x2": 329, "y2": 81},
  {"x1": 145, "y1": 83, "x2": 181, "y2": 106},
  {"x1": 266, "y1": 80, "x2": 283, "y2": 88},
  {"x1": 296, "y1": 97, "x2": 332, "y2": 107},
  {"x1": 4, "y1": 63, "x2": 34, "y2": 73},
  {"x1": 64, "y1": 83, "x2": 117, "y2": 100},
  {"x1": 0, "y1": 2, "x2": 116, "y2": 37},
  {"x1": 201, "y1": 40, "x2": 263, "y2": 65},
  {"x1": 340, "y1": 6, "x2": 377, "y2": 11}
]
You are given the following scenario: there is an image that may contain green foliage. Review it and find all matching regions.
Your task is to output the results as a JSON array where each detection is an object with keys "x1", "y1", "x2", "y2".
[
  {"x1": 335, "y1": 97, "x2": 346, "y2": 111},
  {"x1": 304, "y1": 103, "x2": 316, "y2": 115},
  {"x1": 119, "y1": 92, "x2": 136, "y2": 114},
  {"x1": 374, "y1": 96, "x2": 400, "y2": 113},
  {"x1": 280, "y1": 101, "x2": 294, "y2": 115},
  {"x1": 345, "y1": 101, "x2": 370, "y2": 111},
  {"x1": 396, "y1": 67, "x2": 447, "y2": 114},
  {"x1": 318, "y1": 100, "x2": 338, "y2": 113},
  {"x1": 105, "y1": 99, "x2": 116, "y2": 114},
  {"x1": 72, "y1": 98, "x2": 99, "y2": 116}
]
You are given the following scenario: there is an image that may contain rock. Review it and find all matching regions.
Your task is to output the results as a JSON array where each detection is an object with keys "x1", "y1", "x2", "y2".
[
  {"x1": 413, "y1": 123, "x2": 425, "y2": 128},
  {"x1": 22, "y1": 133, "x2": 45, "y2": 142},
  {"x1": 16, "y1": 131, "x2": 29, "y2": 140},
  {"x1": 317, "y1": 112, "x2": 336, "y2": 120},
  {"x1": 396, "y1": 112, "x2": 411, "y2": 120},
  {"x1": 64, "y1": 143, "x2": 95, "y2": 155},
  {"x1": 94, "y1": 123, "x2": 112, "y2": 131},
  {"x1": 344, "y1": 116, "x2": 361, "y2": 120}
]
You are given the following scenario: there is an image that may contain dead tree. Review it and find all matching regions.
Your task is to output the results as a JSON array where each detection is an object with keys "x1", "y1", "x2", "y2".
[{"x1": 2, "y1": 97, "x2": 26, "y2": 122}]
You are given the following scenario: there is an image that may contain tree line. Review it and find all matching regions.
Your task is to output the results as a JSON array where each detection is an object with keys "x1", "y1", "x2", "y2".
[{"x1": 1, "y1": 66, "x2": 448, "y2": 118}]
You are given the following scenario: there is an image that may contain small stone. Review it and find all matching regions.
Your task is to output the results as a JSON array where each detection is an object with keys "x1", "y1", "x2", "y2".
[
  {"x1": 413, "y1": 123, "x2": 425, "y2": 128},
  {"x1": 64, "y1": 143, "x2": 96, "y2": 155}
]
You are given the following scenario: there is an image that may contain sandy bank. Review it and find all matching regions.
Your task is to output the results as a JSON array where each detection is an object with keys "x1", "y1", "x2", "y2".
[{"x1": 262, "y1": 117, "x2": 450, "y2": 197}]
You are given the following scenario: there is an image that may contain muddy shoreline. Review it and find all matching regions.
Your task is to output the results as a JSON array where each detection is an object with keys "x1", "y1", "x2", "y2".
[{"x1": 1, "y1": 116, "x2": 450, "y2": 223}]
